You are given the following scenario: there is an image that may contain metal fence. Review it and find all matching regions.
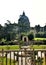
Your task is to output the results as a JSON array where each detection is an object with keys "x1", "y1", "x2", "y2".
[{"x1": 0, "y1": 49, "x2": 46, "y2": 65}]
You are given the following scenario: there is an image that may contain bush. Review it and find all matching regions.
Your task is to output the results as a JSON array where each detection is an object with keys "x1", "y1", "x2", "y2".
[
  {"x1": 36, "y1": 33, "x2": 46, "y2": 38},
  {"x1": 19, "y1": 40, "x2": 24, "y2": 45},
  {"x1": 28, "y1": 34, "x2": 34, "y2": 40}
]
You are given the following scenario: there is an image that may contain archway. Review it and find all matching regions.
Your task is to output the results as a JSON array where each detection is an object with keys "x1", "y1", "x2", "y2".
[{"x1": 22, "y1": 36, "x2": 28, "y2": 42}]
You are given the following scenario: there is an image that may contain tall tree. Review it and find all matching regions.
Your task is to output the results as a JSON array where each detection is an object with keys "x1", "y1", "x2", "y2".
[
  {"x1": 44, "y1": 25, "x2": 46, "y2": 32},
  {"x1": 0, "y1": 24, "x2": 4, "y2": 40},
  {"x1": 35, "y1": 25, "x2": 40, "y2": 33},
  {"x1": 4, "y1": 20, "x2": 18, "y2": 41}
]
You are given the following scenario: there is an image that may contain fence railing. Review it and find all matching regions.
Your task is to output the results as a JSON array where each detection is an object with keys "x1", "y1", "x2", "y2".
[{"x1": 0, "y1": 49, "x2": 46, "y2": 65}]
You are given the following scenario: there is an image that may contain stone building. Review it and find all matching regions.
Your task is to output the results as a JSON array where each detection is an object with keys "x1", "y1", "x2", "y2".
[{"x1": 18, "y1": 12, "x2": 30, "y2": 33}]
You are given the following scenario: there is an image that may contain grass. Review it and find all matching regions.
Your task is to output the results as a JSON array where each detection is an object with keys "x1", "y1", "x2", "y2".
[
  {"x1": 0, "y1": 57, "x2": 45, "y2": 65},
  {"x1": 0, "y1": 57, "x2": 17, "y2": 65},
  {"x1": 30, "y1": 45, "x2": 46, "y2": 49},
  {"x1": 34, "y1": 38, "x2": 46, "y2": 41},
  {"x1": 0, "y1": 45, "x2": 46, "y2": 50},
  {"x1": 0, "y1": 45, "x2": 20, "y2": 50},
  {"x1": 0, "y1": 56, "x2": 45, "y2": 65}
]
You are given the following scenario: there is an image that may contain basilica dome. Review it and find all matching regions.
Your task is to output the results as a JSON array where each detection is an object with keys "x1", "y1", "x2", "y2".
[{"x1": 18, "y1": 12, "x2": 30, "y2": 33}]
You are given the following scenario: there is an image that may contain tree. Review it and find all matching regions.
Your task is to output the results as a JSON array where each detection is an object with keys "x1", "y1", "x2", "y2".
[
  {"x1": 7, "y1": 20, "x2": 11, "y2": 24},
  {"x1": 4, "y1": 20, "x2": 18, "y2": 41},
  {"x1": 28, "y1": 33, "x2": 34, "y2": 40},
  {"x1": 35, "y1": 25, "x2": 40, "y2": 33},
  {"x1": 44, "y1": 25, "x2": 46, "y2": 32},
  {"x1": 0, "y1": 24, "x2": 4, "y2": 40}
]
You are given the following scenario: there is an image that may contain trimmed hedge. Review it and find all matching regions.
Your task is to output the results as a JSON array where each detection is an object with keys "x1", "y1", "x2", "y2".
[{"x1": 36, "y1": 34, "x2": 46, "y2": 38}]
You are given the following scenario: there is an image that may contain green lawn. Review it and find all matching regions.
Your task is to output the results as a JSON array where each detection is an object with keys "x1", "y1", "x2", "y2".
[
  {"x1": 34, "y1": 38, "x2": 46, "y2": 41},
  {"x1": 0, "y1": 45, "x2": 46, "y2": 50},
  {"x1": 0, "y1": 45, "x2": 20, "y2": 50},
  {"x1": 30, "y1": 45, "x2": 46, "y2": 49},
  {"x1": 0, "y1": 57, "x2": 17, "y2": 65},
  {"x1": 0, "y1": 57, "x2": 45, "y2": 65}
]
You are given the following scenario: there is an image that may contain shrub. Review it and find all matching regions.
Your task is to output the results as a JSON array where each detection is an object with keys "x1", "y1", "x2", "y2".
[
  {"x1": 36, "y1": 33, "x2": 46, "y2": 38},
  {"x1": 19, "y1": 40, "x2": 24, "y2": 45},
  {"x1": 28, "y1": 34, "x2": 34, "y2": 40}
]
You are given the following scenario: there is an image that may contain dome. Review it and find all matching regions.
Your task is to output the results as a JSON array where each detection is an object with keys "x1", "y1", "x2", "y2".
[
  {"x1": 18, "y1": 12, "x2": 30, "y2": 25},
  {"x1": 18, "y1": 12, "x2": 30, "y2": 33}
]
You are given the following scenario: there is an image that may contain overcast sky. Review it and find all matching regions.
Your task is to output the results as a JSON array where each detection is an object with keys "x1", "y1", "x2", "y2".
[{"x1": 0, "y1": 0, "x2": 46, "y2": 27}]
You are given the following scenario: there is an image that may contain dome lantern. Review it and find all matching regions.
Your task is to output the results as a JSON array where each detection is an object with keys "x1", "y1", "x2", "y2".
[{"x1": 23, "y1": 11, "x2": 25, "y2": 16}]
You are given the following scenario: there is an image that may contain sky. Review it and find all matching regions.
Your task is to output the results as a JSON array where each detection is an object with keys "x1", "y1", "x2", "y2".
[{"x1": 0, "y1": 0, "x2": 46, "y2": 27}]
